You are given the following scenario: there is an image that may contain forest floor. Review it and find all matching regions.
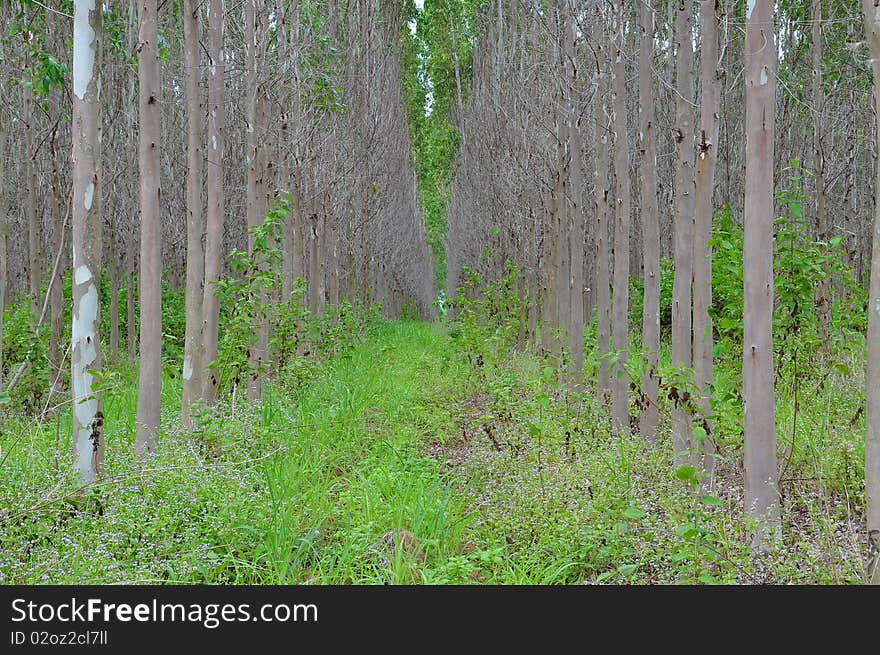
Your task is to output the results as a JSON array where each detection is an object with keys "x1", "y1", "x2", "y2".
[{"x1": 0, "y1": 320, "x2": 870, "y2": 584}]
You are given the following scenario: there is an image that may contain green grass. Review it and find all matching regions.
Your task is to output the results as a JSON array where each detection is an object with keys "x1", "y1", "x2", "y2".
[
  {"x1": 1, "y1": 321, "x2": 479, "y2": 584},
  {"x1": 0, "y1": 317, "x2": 871, "y2": 584}
]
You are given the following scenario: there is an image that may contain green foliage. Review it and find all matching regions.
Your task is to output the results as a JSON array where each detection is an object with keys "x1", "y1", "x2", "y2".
[
  {"x1": 629, "y1": 257, "x2": 674, "y2": 333},
  {"x1": 450, "y1": 262, "x2": 523, "y2": 373},
  {"x1": 401, "y1": 0, "x2": 478, "y2": 290},
  {"x1": 709, "y1": 204, "x2": 744, "y2": 340},
  {"x1": 216, "y1": 196, "x2": 291, "y2": 393}
]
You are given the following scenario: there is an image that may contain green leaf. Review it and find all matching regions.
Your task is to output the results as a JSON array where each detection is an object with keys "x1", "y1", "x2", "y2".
[
  {"x1": 595, "y1": 570, "x2": 615, "y2": 583},
  {"x1": 623, "y1": 507, "x2": 645, "y2": 520},
  {"x1": 0, "y1": 391, "x2": 10, "y2": 404},
  {"x1": 675, "y1": 523, "x2": 698, "y2": 539},
  {"x1": 618, "y1": 564, "x2": 638, "y2": 576},
  {"x1": 674, "y1": 465, "x2": 698, "y2": 484},
  {"x1": 526, "y1": 421, "x2": 542, "y2": 437},
  {"x1": 535, "y1": 394, "x2": 550, "y2": 409},
  {"x1": 699, "y1": 495, "x2": 724, "y2": 507},
  {"x1": 693, "y1": 425, "x2": 707, "y2": 444}
]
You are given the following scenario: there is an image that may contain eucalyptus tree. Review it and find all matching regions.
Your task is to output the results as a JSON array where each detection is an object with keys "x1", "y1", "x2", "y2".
[
  {"x1": 743, "y1": 0, "x2": 781, "y2": 549},
  {"x1": 134, "y1": 0, "x2": 162, "y2": 459},
  {"x1": 592, "y1": 0, "x2": 612, "y2": 402},
  {"x1": 610, "y1": 0, "x2": 630, "y2": 434},
  {"x1": 693, "y1": 0, "x2": 722, "y2": 481},
  {"x1": 638, "y1": 0, "x2": 660, "y2": 443},
  {"x1": 201, "y1": 0, "x2": 226, "y2": 406},
  {"x1": 862, "y1": 0, "x2": 880, "y2": 585},
  {"x1": 181, "y1": 0, "x2": 203, "y2": 427},
  {"x1": 71, "y1": 0, "x2": 104, "y2": 482},
  {"x1": 0, "y1": 101, "x2": 7, "y2": 419},
  {"x1": 245, "y1": 0, "x2": 269, "y2": 401},
  {"x1": 671, "y1": 0, "x2": 696, "y2": 465},
  {"x1": 811, "y1": 0, "x2": 830, "y2": 351}
]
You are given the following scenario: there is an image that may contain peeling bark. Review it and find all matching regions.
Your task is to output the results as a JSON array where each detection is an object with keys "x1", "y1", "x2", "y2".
[{"x1": 71, "y1": 0, "x2": 104, "y2": 483}]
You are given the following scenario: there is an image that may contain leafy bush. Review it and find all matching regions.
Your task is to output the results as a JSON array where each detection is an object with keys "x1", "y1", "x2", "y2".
[{"x1": 451, "y1": 261, "x2": 523, "y2": 373}]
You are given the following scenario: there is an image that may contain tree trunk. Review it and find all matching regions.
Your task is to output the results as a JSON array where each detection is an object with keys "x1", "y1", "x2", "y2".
[
  {"x1": 24, "y1": 76, "x2": 40, "y2": 317},
  {"x1": 610, "y1": 0, "x2": 631, "y2": 434},
  {"x1": 593, "y1": 1, "x2": 612, "y2": 403},
  {"x1": 743, "y1": 0, "x2": 781, "y2": 550},
  {"x1": 135, "y1": 0, "x2": 162, "y2": 459},
  {"x1": 638, "y1": 0, "x2": 660, "y2": 443},
  {"x1": 127, "y1": 247, "x2": 136, "y2": 361},
  {"x1": 672, "y1": 0, "x2": 696, "y2": 465},
  {"x1": 565, "y1": 0, "x2": 584, "y2": 381},
  {"x1": 862, "y1": 0, "x2": 880, "y2": 585},
  {"x1": 71, "y1": 0, "x2": 104, "y2": 483},
  {"x1": 246, "y1": 0, "x2": 268, "y2": 401},
  {"x1": 49, "y1": 129, "x2": 65, "y2": 373},
  {"x1": 182, "y1": 0, "x2": 204, "y2": 426},
  {"x1": 693, "y1": 0, "x2": 722, "y2": 483},
  {"x1": 201, "y1": 0, "x2": 225, "y2": 406},
  {"x1": 0, "y1": 106, "x2": 7, "y2": 422},
  {"x1": 812, "y1": 0, "x2": 830, "y2": 352}
]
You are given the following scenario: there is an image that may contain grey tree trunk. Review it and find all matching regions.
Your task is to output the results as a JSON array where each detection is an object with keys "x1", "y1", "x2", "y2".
[
  {"x1": 638, "y1": 0, "x2": 660, "y2": 443},
  {"x1": 181, "y1": 0, "x2": 204, "y2": 427},
  {"x1": 743, "y1": 0, "x2": 781, "y2": 550},
  {"x1": 71, "y1": 0, "x2": 104, "y2": 483},
  {"x1": 592, "y1": 2, "x2": 612, "y2": 402},
  {"x1": 127, "y1": 247, "x2": 136, "y2": 361},
  {"x1": 0, "y1": 105, "x2": 7, "y2": 422},
  {"x1": 862, "y1": 0, "x2": 880, "y2": 585},
  {"x1": 49, "y1": 130, "x2": 65, "y2": 373},
  {"x1": 24, "y1": 77, "x2": 39, "y2": 317},
  {"x1": 693, "y1": 0, "x2": 722, "y2": 483},
  {"x1": 245, "y1": 0, "x2": 268, "y2": 401},
  {"x1": 610, "y1": 0, "x2": 631, "y2": 434},
  {"x1": 201, "y1": 0, "x2": 225, "y2": 406},
  {"x1": 812, "y1": 0, "x2": 830, "y2": 352},
  {"x1": 134, "y1": 0, "x2": 162, "y2": 459},
  {"x1": 565, "y1": 0, "x2": 584, "y2": 381},
  {"x1": 671, "y1": 0, "x2": 696, "y2": 465}
]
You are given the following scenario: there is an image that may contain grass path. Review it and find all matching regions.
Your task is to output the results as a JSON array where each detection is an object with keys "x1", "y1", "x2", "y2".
[{"x1": 259, "y1": 320, "x2": 477, "y2": 583}]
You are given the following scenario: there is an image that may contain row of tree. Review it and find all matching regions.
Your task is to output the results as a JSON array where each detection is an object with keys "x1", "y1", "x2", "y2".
[
  {"x1": 440, "y1": 0, "x2": 879, "y2": 574},
  {"x1": 0, "y1": 1, "x2": 436, "y2": 477}
]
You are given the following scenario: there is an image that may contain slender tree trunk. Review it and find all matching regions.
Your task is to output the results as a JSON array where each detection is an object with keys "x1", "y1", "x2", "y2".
[
  {"x1": 812, "y1": 0, "x2": 830, "y2": 352},
  {"x1": 0, "y1": 107, "x2": 7, "y2": 422},
  {"x1": 672, "y1": 0, "x2": 696, "y2": 465},
  {"x1": 201, "y1": 0, "x2": 225, "y2": 405},
  {"x1": 309, "y1": 212, "x2": 325, "y2": 316},
  {"x1": 246, "y1": 0, "x2": 268, "y2": 401},
  {"x1": 71, "y1": 0, "x2": 104, "y2": 483},
  {"x1": 182, "y1": 0, "x2": 204, "y2": 426},
  {"x1": 638, "y1": 0, "x2": 660, "y2": 443},
  {"x1": 565, "y1": 0, "x2": 584, "y2": 381},
  {"x1": 49, "y1": 129, "x2": 65, "y2": 373},
  {"x1": 135, "y1": 0, "x2": 162, "y2": 459},
  {"x1": 693, "y1": 0, "x2": 722, "y2": 483},
  {"x1": 862, "y1": 0, "x2": 880, "y2": 585},
  {"x1": 24, "y1": 76, "x2": 40, "y2": 317},
  {"x1": 109, "y1": 252, "x2": 119, "y2": 362},
  {"x1": 127, "y1": 247, "x2": 136, "y2": 361},
  {"x1": 743, "y1": 0, "x2": 781, "y2": 550},
  {"x1": 610, "y1": 0, "x2": 631, "y2": 434},
  {"x1": 593, "y1": 2, "x2": 612, "y2": 402}
]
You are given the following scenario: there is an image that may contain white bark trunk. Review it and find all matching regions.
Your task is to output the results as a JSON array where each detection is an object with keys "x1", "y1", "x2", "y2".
[{"x1": 71, "y1": 0, "x2": 103, "y2": 482}]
